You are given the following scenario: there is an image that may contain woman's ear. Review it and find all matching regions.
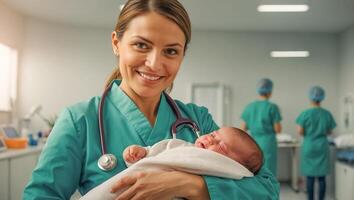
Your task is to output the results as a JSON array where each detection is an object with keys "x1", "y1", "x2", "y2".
[{"x1": 111, "y1": 31, "x2": 119, "y2": 56}]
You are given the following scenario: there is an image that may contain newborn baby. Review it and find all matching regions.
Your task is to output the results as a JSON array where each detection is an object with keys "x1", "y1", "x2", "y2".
[
  {"x1": 80, "y1": 127, "x2": 263, "y2": 200},
  {"x1": 124, "y1": 127, "x2": 263, "y2": 174}
]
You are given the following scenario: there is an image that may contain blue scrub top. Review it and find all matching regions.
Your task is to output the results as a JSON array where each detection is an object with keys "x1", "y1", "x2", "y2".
[{"x1": 24, "y1": 80, "x2": 280, "y2": 200}]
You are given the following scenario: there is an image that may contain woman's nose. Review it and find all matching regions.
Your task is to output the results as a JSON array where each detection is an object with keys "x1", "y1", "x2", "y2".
[{"x1": 145, "y1": 50, "x2": 163, "y2": 71}]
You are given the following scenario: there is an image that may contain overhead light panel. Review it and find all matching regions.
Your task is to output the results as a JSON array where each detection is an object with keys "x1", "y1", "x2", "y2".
[
  {"x1": 258, "y1": 5, "x2": 309, "y2": 12},
  {"x1": 271, "y1": 51, "x2": 310, "y2": 58}
]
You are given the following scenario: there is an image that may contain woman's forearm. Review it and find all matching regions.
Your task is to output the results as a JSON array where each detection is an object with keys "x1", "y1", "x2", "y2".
[{"x1": 172, "y1": 171, "x2": 210, "y2": 200}]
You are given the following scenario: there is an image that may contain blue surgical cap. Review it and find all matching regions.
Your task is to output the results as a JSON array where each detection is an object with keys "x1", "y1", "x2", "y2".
[
  {"x1": 257, "y1": 78, "x2": 273, "y2": 95},
  {"x1": 309, "y1": 86, "x2": 325, "y2": 102}
]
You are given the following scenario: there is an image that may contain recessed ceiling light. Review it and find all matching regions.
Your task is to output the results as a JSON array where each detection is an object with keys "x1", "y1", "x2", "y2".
[
  {"x1": 258, "y1": 5, "x2": 309, "y2": 12},
  {"x1": 271, "y1": 51, "x2": 310, "y2": 58}
]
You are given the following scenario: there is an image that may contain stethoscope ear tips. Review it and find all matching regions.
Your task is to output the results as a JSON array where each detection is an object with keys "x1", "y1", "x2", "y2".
[{"x1": 98, "y1": 154, "x2": 117, "y2": 171}]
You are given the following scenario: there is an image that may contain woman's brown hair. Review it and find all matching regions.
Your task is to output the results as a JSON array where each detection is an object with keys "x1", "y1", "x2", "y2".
[{"x1": 105, "y1": 0, "x2": 191, "y2": 92}]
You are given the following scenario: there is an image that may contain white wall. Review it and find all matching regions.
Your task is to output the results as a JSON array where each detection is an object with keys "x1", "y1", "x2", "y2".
[
  {"x1": 338, "y1": 26, "x2": 354, "y2": 133},
  {"x1": 18, "y1": 20, "x2": 340, "y2": 134},
  {"x1": 0, "y1": 2, "x2": 24, "y2": 124},
  {"x1": 17, "y1": 19, "x2": 115, "y2": 130},
  {"x1": 173, "y1": 31, "x2": 339, "y2": 135}
]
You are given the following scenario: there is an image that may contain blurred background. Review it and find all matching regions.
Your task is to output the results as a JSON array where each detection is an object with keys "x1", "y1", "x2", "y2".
[{"x1": 0, "y1": 0, "x2": 354, "y2": 199}]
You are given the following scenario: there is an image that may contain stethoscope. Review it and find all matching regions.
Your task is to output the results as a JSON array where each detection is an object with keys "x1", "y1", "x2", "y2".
[{"x1": 97, "y1": 82, "x2": 201, "y2": 171}]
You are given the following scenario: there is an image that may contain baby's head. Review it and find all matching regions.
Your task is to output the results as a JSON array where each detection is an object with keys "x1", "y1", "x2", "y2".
[{"x1": 195, "y1": 127, "x2": 263, "y2": 174}]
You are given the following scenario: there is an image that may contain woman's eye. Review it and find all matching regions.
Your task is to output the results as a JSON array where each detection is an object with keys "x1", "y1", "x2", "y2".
[
  {"x1": 135, "y1": 42, "x2": 148, "y2": 49},
  {"x1": 165, "y1": 48, "x2": 178, "y2": 56}
]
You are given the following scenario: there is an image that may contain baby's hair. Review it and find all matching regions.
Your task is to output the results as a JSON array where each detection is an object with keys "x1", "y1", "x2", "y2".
[{"x1": 231, "y1": 127, "x2": 263, "y2": 174}]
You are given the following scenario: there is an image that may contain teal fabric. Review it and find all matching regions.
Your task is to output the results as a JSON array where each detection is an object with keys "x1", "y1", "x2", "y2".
[
  {"x1": 24, "y1": 80, "x2": 279, "y2": 199},
  {"x1": 205, "y1": 165, "x2": 279, "y2": 200},
  {"x1": 296, "y1": 107, "x2": 336, "y2": 176},
  {"x1": 241, "y1": 100, "x2": 282, "y2": 176}
]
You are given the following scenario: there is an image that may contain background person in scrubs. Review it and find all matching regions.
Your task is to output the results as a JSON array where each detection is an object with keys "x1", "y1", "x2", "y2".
[
  {"x1": 24, "y1": 0, "x2": 279, "y2": 199},
  {"x1": 240, "y1": 78, "x2": 282, "y2": 176},
  {"x1": 296, "y1": 86, "x2": 336, "y2": 200}
]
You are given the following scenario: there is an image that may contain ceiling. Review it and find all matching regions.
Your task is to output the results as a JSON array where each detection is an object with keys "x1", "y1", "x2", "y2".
[{"x1": 2, "y1": 0, "x2": 354, "y2": 33}]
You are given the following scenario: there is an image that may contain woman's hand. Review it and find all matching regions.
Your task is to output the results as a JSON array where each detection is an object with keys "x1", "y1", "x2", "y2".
[
  {"x1": 297, "y1": 125, "x2": 304, "y2": 136},
  {"x1": 111, "y1": 171, "x2": 210, "y2": 200}
]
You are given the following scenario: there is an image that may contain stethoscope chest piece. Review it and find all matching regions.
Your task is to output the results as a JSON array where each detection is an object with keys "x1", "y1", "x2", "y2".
[{"x1": 98, "y1": 154, "x2": 117, "y2": 171}]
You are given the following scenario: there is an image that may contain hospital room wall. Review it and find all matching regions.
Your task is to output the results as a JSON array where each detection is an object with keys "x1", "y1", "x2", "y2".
[
  {"x1": 15, "y1": 18, "x2": 115, "y2": 130},
  {"x1": 15, "y1": 17, "x2": 340, "y2": 137},
  {"x1": 173, "y1": 31, "x2": 339, "y2": 135},
  {"x1": 0, "y1": 3, "x2": 24, "y2": 125},
  {"x1": 337, "y1": 26, "x2": 354, "y2": 133}
]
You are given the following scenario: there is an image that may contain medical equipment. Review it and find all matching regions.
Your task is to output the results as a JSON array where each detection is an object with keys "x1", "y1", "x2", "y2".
[
  {"x1": 337, "y1": 149, "x2": 354, "y2": 163},
  {"x1": 0, "y1": 137, "x2": 7, "y2": 152},
  {"x1": 0, "y1": 126, "x2": 28, "y2": 149},
  {"x1": 1, "y1": 126, "x2": 21, "y2": 138},
  {"x1": 97, "y1": 83, "x2": 201, "y2": 171}
]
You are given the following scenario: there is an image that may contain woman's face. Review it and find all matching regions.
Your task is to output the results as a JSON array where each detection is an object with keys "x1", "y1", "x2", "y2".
[{"x1": 112, "y1": 12, "x2": 185, "y2": 99}]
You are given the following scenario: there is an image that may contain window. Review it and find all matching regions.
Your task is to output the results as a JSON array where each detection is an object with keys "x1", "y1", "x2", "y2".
[{"x1": 0, "y1": 43, "x2": 18, "y2": 111}]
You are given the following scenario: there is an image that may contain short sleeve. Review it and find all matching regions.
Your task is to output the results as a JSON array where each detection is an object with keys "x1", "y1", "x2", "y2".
[
  {"x1": 296, "y1": 111, "x2": 306, "y2": 127},
  {"x1": 328, "y1": 112, "x2": 337, "y2": 131},
  {"x1": 23, "y1": 108, "x2": 83, "y2": 199},
  {"x1": 271, "y1": 104, "x2": 282, "y2": 124}
]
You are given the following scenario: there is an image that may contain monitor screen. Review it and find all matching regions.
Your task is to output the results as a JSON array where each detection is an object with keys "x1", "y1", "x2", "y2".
[{"x1": 2, "y1": 127, "x2": 20, "y2": 138}]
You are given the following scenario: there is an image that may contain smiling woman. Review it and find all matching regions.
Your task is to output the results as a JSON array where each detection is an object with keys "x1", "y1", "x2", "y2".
[{"x1": 23, "y1": 0, "x2": 279, "y2": 200}]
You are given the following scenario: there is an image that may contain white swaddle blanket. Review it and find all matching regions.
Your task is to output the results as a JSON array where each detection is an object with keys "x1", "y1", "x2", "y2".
[{"x1": 81, "y1": 139, "x2": 253, "y2": 200}]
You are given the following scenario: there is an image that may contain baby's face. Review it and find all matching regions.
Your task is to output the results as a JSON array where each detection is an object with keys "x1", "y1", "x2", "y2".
[{"x1": 195, "y1": 127, "x2": 236, "y2": 158}]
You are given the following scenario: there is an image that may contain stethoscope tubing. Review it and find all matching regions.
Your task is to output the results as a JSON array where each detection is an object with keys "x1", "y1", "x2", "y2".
[
  {"x1": 97, "y1": 82, "x2": 200, "y2": 171},
  {"x1": 98, "y1": 83, "x2": 113, "y2": 155}
]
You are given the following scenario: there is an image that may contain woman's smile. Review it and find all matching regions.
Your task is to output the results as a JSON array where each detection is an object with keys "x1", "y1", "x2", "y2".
[{"x1": 137, "y1": 70, "x2": 163, "y2": 81}]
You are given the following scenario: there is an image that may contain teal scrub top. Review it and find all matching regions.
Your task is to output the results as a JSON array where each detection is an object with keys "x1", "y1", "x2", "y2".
[
  {"x1": 241, "y1": 100, "x2": 282, "y2": 176},
  {"x1": 24, "y1": 80, "x2": 279, "y2": 200},
  {"x1": 296, "y1": 107, "x2": 336, "y2": 176}
]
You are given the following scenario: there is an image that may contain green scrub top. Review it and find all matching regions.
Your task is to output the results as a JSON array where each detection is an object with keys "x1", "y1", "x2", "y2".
[
  {"x1": 24, "y1": 80, "x2": 279, "y2": 200},
  {"x1": 296, "y1": 107, "x2": 336, "y2": 176},
  {"x1": 241, "y1": 100, "x2": 282, "y2": 176}
]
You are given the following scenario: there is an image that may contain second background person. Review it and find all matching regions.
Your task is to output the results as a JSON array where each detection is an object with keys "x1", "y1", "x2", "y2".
[{"x1": 240, "y1": 78, "x2": 282, "y2": 176}]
